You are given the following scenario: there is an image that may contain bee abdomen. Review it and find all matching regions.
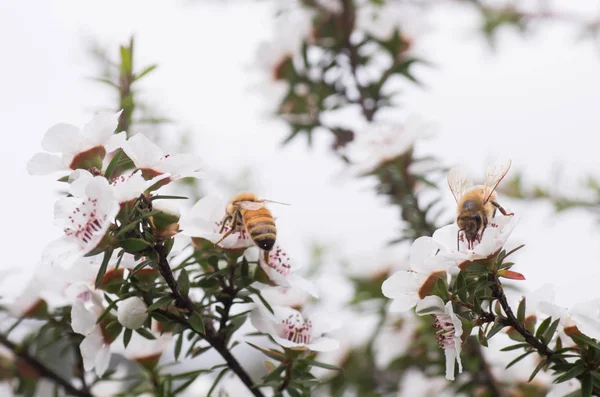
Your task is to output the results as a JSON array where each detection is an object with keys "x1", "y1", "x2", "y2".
[{"x1": 244, "y1": 211, "x2": 276, "y2": 251}]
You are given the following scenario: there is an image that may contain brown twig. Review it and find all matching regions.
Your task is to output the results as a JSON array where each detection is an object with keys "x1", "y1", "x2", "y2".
[
  {"x1": 154, "y1": 244, "x2": 265, "y2": 397},
  {"x1": 0, "y1": 333, "x2": 93, "y2": 397}
]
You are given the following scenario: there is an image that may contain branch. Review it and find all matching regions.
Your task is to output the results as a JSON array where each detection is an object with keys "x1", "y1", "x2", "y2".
[
  {"x1": 491, "y1": 275, "x2": 600, "y2": 395},
  {"x1": 0, "y1": 333, "x2": 93, "y2": 397},
  {"x1": 154, "y1": 244, "x2": 265, "y2": 397}
]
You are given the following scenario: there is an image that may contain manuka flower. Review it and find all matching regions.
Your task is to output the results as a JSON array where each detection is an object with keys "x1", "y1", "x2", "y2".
[
  {"x1": 121, "y1": 134, "x2": 204, "y2": 181},
  {"x1": 251, "y1": 305, "x2": 339, "y2": 352},
  {"x1": 27, "y1": 111, "x2": 125, "y2": 175},
  {"x1": 179, "y1": 194, "x2": 253, "y2": 250},
  {"x1": 416, "y1": 295, "x2": 463, "y2": 381},
  {"x1": 117, "y1": 297, "x2": 148, "y2": 330},
  {"x1": 245, "y1": 244, "x2": 319, "y2": 298},
  {"x1": 43, "y1": 176, "x2": 119, "y2": 268},
  {"x1": 433, "y1": 215, "x2": 519, "y2": 269},
  {"x1": 69, "y1": 285, "x2": 113, "y2": 376},
  {"x1": 382, "y1": 236, "x2": 459, "y2": 312}
]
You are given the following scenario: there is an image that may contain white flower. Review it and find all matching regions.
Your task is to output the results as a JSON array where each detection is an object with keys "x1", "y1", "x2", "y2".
[
  {"x1": 180, "y1": 195, "x2": 253, "y2": 250},
  {"x1": 42, "y1": 176, "x2": 119, "y2": 268},
  {"x1": 117, "y1": 297, "x2": 148, "y2": 329},
  {"x1": 69, "y1": 285, "x2": 112, "y2": 376},
  {"x1": 122, "y1": 134, "x2": 204, "y2": 181},
  {"x1": 245, "y1": 245, "x2": 319, "y2": 298},
  {"x1": 382, "y1": 236, "x2": 459, "y2": 312},
  {"x1": 7, "y1": 274, "x2": 48, "y2": 318},
  {"x1": 373, "y1": 312, "x2": 417, "y2": 369},
  {"x1": 27, "y1": 111, "x2": 125, "y2": 175},
  {"x1": 416, "y1": 296, "x2": 463, "y2": 381},
  {"x1": 251, "y1": 305, "x2": 339, "y2": 352},
  {"x1": 111, "y1": 321, "x2": 171, "y2": 368},
  {"x1": 70, "y1": 169, "x2": 169, "y2": 204},
  {"x1": 545, "y1": 378, "x2": 580, "y2": 397},
  {"x1": 433, "y1": 215, "x2": 520, "y2": 269},
  {"x1": 260, "y1": 286, "x2": 311, "y2": 309},
  {"x1": 571, "y1": 299, "x2": 600, "y2": 341},
  {"x1": 345, "y1": 116, "x2": 435, "y2": 174}
]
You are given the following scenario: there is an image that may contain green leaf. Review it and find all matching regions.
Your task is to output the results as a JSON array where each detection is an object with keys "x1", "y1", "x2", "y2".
[
  {"x1": 246, "y1": 286, "x2": 274, "y2": 314},
  {"x1": 208, "y1": 368, "x2": 229, "y2": 396},
  {"x1": 246, "y1": 342, "x2": 285, "y2": 362},
  {"x1": 178, "y1": 269, "x2": 190, "y2": 297},
  {"x1": 123, "y1": 328, "x2": 132, "y2": 348},
  {"x1": 135, "y1": 327, "x2": 157, "y2": 340},
  {"x1": 506, "y1": 350, "x2": 533, "y2": 369},
  {"x1": 104, "y1": 150, "x2": 122, "y2": 179},
  {"x1": 147, "y1": 296, "x2": 174, "y2": 312},
  {"x1": 135, "y1": 64, "x2": 158, "y2": 81},
  {"x1": 456, "y1": 271, "x2": 467, "y2": 301},
  {"x1": 478, "y1": 327, "x2": 488, "y2": 347},
  {"x1": 543, "y1": 318, "x2": 561, "y2": 344},
  {"x1": 486, "y1": 320, "x2": 506, "y2": 340},
  {"x1": 189, "y1": 313, "x2": 205, "y2": 334},
  {"x1": 174, "y1": 331, "x2": 183, "y2": 361},
  {"x1": 298, "y1": 359, "x2": 342, "y2": 371},
  {"x1": 121, "y1": 238, "x2": 152, "y2": 253},
  {"x1": 536, "y1": 317, "x2": 552, "y2": 340},
  {"x1": 517, "y1": 297, "x2": 526, "y2": 324},
  {"x1": 500, "y1": 343, "x2": 530, "y2": 351},
  {"x1": 151, "y1": 195, "x2": 188, "y2": 201},
  {"x1": 554, "y1": 362, "x2": 585, "y2": 383},
  {"x1": 528, "y1": 359, "x2": 547, "y2": 382},
  {"x1": 95, "y1": 249, "x2": 114, "y2": 288},
  {"x1": 581, "y1": 372, "x2": 592, "y2": 397}
]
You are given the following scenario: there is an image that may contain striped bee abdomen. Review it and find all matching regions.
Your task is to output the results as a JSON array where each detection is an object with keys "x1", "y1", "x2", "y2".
[{"x1": 243, "y1": 208, "x2": 276, "y2": 251}]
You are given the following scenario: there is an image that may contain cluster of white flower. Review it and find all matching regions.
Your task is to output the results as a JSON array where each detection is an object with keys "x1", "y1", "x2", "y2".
[
  {"x1": 382, "y1": 215, "x2": 520, "y2": 380},
  {"x1": 16, "y1": 111, "x2": 340, "y2": 380}
]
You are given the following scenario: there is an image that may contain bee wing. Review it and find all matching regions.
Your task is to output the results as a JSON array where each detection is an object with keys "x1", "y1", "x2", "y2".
[
  {"x1": 482, "y1": 158, "x2": 512, "y2": 202},
  {"x1": 447, "y1": 166, "x2": 472, "y2": 203},
  {"x1": 235, "y1": 200, "x2": 291, "y2": 210}
]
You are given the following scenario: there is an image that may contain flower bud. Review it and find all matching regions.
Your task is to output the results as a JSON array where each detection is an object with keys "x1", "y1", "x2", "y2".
[{"x1": 117, "y1": 297, "x2": 148, "y2": 329}]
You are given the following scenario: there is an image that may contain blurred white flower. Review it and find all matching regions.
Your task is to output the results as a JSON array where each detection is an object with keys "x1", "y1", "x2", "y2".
[
  {"x1": 373, "y1": 312, "x2": 417, "y2": 369},
  {"x1": 381, "y1": 237, "x2": 459, "y2": 312},
  {"x1": 251, "y1": 305, "x2": 339, "y2": 352},
  {"x1": 345, "y1": 116, "x2": 435, "y2": 174},
  {"x1": 69, "y1": 285, "x2": 112, "y2": 376},
  {"x1": 259, "y1": 285, "x2": 311, "y2": 309},
  {"x1": 397, "y1": 368, "x2": 461, "y2": 397},
  {"x1": 415, "y1": 296, "x2": 463, "y2": 381},
  {"x1": 356, "y1": 0, "x2": 428, "y2": 42},
  {"x1": 545, "y1": 378, "x2": 580, "y2": 397},
  {"x1": 7, "y1": 273, "x2": 48, "y2": 318},
  {"x1": 433, "y1": 215, "x2": 519, "y2": 269},
  {"x1": 180, "y1": 194, "x2": 253, "y2": 250},
  {"x1": 122, "y1": 134, "x2": 205, "y2": 181},
  {"x1": 245, "y1": 244, "x2": 319, "y2": 298},
  {"x1": 571, "y1": 298, "x2": 600, "y2": 341},
  {"x1": 117, "y1": 297, "x2": 148, "y2": 329},
  {"x1": 112, "y1": 321, "x2": 171, "y2": 369},
  {"x1": 27, "y1": 111, "x2": 125, "y2": 175},
  {"x1": 42, "y1": 176, "x2": 119, "y2": 268},
  {"x1": 345, "y1": 244, "x2": 409, "y2": 281}
]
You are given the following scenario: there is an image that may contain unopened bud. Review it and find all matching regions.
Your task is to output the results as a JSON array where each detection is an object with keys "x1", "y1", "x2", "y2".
[{"x1": 117, "y1": 297, "x2": 148, "y2": 329}]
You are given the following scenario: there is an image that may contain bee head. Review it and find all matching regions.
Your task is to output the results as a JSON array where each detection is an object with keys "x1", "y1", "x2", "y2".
[{"x1": 457, "y1": 213, "x2": 483, "y2": 241}]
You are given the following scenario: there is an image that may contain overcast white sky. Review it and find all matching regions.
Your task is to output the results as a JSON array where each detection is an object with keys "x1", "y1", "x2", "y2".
[{"x1": 1, "y1": 0, "x2": 600, "y2": 310}]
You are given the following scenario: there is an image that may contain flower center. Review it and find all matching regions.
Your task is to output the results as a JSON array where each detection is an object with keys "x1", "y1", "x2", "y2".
[
  {"x1": 65, "y1": 198, "x2": 106, "y2": 246},
  {"x1": 265, "y1": 248, "x2": 291, "y2": 275},
  {"x1": 280, "y1": 312, "x2": 312, "y2": 344},
  {"x1": 433, "y1": 313, "x2": 456, "y2": 350}
]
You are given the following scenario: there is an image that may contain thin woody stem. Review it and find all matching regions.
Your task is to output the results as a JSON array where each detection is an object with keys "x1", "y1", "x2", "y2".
[
  {"x1": 154, "y1": 244, "x2": 265, "y2": 397},
  {"x1": 490, "y1": 274, "x2": 600, "y2": 395},
  {"x1": 0, "y1": 333, "x2": 92, "y2": 397}
]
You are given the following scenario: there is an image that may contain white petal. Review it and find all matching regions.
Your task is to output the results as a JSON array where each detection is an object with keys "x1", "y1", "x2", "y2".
[
  {"x1": 68, "y1": 170, "x2": 94, "y2": 198},
  {"x1": 159, "y1": 153, "x2": 205, "y2": 177},
  {"x1": 572, "y1": 299, "x2": 600, "y2": 341},
  {"x1": 307, "y1": 337, "x2": 340, "y2": 352},
  {"x1": 42, "y1": 237, "x2": 85, "y2": 268},
  {"x1": 122, "y1": 134, "x2": 163, "y2": 169},
  {"x1": 286, "y1": 274, "x2": 319, "y2": 298},
  {"x1": 389, "y1": 296, "x2": 418, "y2": 312},
  {"x1": 273, "y1": 336, "x2": 306, "y2": 349},
  {"x1": 249, "y1": 308, "x2": 278, "y2": 335},
  {"x1": 71, "y1": 300, "x2": 97, "y2": 336},
  {"x1": 105, "y1": 131, "x2": 127, "y2": 152},
  {"x1": 382, "y1": 271, "x2": 418, "y2": 299},
  {"x1": 80, "y1": 328, "x2": 103, "y2": 372},
  {"x1": 42, "y1": 123, "x2": 82, "y2": 154},
  {"x1": 444, "y1": 348, "x2": 457, "y2": 380},
  {"x1": 243, "y1": 246, "x2": 260, "y2": 262},
  {"x1": 410, "y1": 237, "x2": 437, "y2": 267},
  {"x1": 94, "y1": 344, "x2": 111, "y2": 376},
  {"x1": 309, "y1": 312, "x2": 340, "y2": 336},
  {"x1": 26, "y1": 153, "x2": 66, "y2": 175},
  {"x1": 415, "y1": 295, "x2": 446, "y2": 316},
  {"x1": 432, "y1": 223, "x2": 459, "y2": 250},
  {"x1": 82, "y1": 111, "x2": 120, "y2": 148}
]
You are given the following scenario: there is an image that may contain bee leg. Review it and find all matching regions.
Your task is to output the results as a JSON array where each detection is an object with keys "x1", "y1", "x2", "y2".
[
  {"x1": 456, "y1": 229, "x2": 462, "y2": 251},
  {"x1": 215, "y1": 211, "x2": 240, "y2": 245},
  {"x1": 218, "y1": 213, "x2": 233, "y2": 234},
  {"x1": 263, "y1": 250, "x2": 269, "y2": 264},
  {"x1": 489, "y1": 200, "x2": 514, "y2": 216}
]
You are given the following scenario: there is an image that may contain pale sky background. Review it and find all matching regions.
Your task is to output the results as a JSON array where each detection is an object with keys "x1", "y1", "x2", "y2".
[{"x1": 1, "y1": 0, "x2": 600, "y2": 314}]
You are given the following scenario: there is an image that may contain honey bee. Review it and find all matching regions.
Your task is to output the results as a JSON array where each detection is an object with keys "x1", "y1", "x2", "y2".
[
  {"x1": 216, "y1": 193, "x2": 288, "y2": 256},
  {"x1": 448, "y1": 159, "x2": 514, "y2": 250}
]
